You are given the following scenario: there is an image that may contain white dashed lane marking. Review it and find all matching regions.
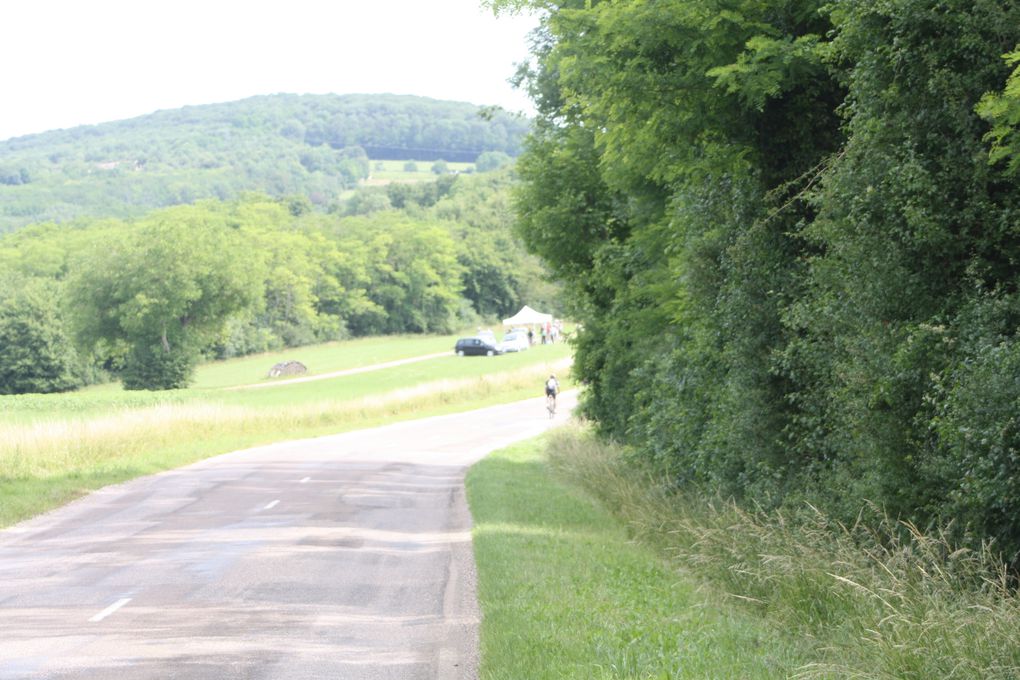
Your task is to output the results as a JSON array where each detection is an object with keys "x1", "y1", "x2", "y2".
[
  {"x1": 264, "y1": 500, "x2": 280, "y2": 510},
  {"x1": 89, "y1": 598, "x2": 131, "y2": 623}
]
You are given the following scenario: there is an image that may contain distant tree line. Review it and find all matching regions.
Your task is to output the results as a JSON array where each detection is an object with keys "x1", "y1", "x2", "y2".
[
  {"x1": 497, "y1": 0, "x2": 1020, "y2": 560},
  {"x1": 0, "y1": 94, "x2": 530, "y2": 232},
  {"x1": 0, "y1": 170, "x2": 556, "y2": 392}
]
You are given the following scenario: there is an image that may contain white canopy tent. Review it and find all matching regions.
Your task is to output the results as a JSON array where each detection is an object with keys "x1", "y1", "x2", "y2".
[{"x1": 502, "y1": 305, "x2": 553, "y2": 326}]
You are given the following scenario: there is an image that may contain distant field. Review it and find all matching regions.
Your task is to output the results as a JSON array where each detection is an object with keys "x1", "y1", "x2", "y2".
[
  {"x1": 194, "y1": 333, "x2": 463, "y2": 389},
  {"x1": 0, "y1": 332, "x2": 573, "y2": 526},
  {"x1": 365, "y1": 159, "x2": 475, "y2": 184},
  {"x1": 0, "y1": 332, "x2": 569, "y2": 424},
  {"x1": 0, "y1": 333, "x2": 446, "y2": 426}
]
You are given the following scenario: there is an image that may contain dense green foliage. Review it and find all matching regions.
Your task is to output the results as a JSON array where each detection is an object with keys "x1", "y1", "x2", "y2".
[
  {"x1": 474, "y1": 150, "x2": 513, "y2": 172},
  {"x1": 67, "y1": 209, "x2": 266, "y2": 389},
  {"x1": 978, "y1": 49, "x2": 1020, "y2": 174},
  {"x1": 343, "y1": 170, "x2": 561, "y2": 319},
  {"x1": 0, "y1": 170, "x2": 555, "y2": 392},
  {"x1": 0, "y1": 274, "x2": 80, "y2": 394},
  {"x1": 0, "y1": 94, "x2": 529, "y2": 232},
  {"x1": 498, "y1": 0, "x2": 1020, "y2": 559}
]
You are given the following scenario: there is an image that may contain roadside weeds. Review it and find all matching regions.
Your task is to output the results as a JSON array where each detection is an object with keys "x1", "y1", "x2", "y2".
[{"x1": 524, "y1": 425, "x2": 1020, "y2": 679}]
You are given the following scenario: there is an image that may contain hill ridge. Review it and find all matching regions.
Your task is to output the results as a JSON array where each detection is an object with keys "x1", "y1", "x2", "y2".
[{"x1": 0, "y1": 93, "x2": 530, "y2": 233}]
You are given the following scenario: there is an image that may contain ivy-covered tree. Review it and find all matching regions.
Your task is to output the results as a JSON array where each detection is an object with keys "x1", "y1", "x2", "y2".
[{"x1": 499, "y1": 0, "x2": 843, "y2": 478}]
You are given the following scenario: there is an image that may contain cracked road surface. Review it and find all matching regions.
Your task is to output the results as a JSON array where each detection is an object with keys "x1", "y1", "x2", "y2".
[{"x1": 0, "y1": 392, "x2": 577, "y2": 679}]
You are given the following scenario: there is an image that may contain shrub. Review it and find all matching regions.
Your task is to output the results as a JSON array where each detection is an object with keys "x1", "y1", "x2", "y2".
[
  {"x1": 0, "y1": 277, "x2": 80, "y2": 395},
  {"x1": 121, "y1": 340, "x2": 198, "y2": 391}
]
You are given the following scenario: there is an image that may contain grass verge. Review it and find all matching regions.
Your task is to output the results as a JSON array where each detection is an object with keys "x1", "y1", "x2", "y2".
[
  {"x1": 466, "y1": 435, "x2": 805, "y2": 679},
  {"x1": 536, "y1": 426, "x2": 1020, "y2": 679}
]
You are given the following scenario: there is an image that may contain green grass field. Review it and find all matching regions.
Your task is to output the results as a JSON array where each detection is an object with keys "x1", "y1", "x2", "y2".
[
  {"x1": 0, "y1": 334, "x2": 463, "y2": 426},
  {"x1": 1, "y1": 334, "x2": 568, "y2": 425},
  {"x1": 466, "y1": 436, "x2": 806, "y2": 679},
  {"x1": 193, "y1": 333, "x2": 461, "y2": 388},
  {"x1": 365, "y1": 159, "x2": 475, "y2": 183},
  {"x1": 0, "y1": 333, "x2": 572, "y2": 526}
]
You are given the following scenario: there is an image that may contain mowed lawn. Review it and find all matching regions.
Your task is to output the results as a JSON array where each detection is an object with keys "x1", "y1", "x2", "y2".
[
  {"x1": 365, "y1": 159, "x2": 474, "y2": 183},
  {"x1": 0, "y1": 333, "x2": 571, "y2": 525},
  {"x1": 193, "y1": 333, "x2": 461, "y2": 389}
]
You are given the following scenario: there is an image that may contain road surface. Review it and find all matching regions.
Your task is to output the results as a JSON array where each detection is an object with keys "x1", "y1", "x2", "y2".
[{"x1": 0, "y1": 391, "x2": 577, "y2": 679}]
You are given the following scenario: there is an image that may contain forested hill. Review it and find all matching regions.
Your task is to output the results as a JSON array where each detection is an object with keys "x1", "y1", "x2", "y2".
[{"x1": 0, "y1": 93, "x2": 530, "y2": 232}]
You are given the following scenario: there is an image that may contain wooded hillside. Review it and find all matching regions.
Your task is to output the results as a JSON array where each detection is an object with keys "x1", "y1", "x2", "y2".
[{"x1": 0, "y1": 94, "x2": 529, "y2": 232}]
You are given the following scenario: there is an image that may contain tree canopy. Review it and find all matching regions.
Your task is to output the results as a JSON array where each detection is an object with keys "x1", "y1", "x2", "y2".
[
  {"x1": 0, "y1": 274, "x2": 79, "y2": 395},
  {"x1": 67, "y1": 207, "x2": 266, "y2": 389},
  {"x1": 0, "y1": 170, "x2": 557, "y2": 391},
  {"x1": 497, "y1": 0, "x2": 1020, "y2": 559}
]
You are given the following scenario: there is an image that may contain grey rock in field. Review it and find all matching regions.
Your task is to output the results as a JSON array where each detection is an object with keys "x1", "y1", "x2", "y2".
[{"x1": 268, "y1": 360, "x2": 307, "y2": 378}]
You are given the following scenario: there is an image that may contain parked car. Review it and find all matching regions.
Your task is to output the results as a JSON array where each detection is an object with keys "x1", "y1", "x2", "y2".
[
  {"x1": 498, "y1": 331, "x2": 530, "y2": 353},
  {"x1": 454, "y1": 337, "x2": 502, "y2": 356}
]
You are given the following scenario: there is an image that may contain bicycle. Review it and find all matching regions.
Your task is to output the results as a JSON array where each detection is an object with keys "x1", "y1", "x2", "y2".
[{"x1": 544, "y1": 374, "x2": 560, "y2": 419}]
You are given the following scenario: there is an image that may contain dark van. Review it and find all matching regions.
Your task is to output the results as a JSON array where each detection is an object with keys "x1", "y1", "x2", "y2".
[{"x1": 454, "y1": 337, "x2": 502, "y2": 356}]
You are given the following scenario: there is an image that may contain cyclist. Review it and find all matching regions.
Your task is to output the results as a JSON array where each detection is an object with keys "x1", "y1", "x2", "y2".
[{"x1": 545, "y1": 374, "x2": 559, "y2": 415}]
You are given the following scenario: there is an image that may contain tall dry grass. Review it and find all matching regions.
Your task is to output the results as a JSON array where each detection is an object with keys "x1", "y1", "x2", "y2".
[
  {"x1": 1, "y1": 359, "x2": 569, "y2": 483},
  {"x1": 547, "y1": 426, "x2": 1020, "y2": 679}
]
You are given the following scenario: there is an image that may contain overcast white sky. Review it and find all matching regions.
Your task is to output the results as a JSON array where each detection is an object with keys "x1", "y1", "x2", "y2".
[{"x1": 0, "y1": 0, "x2": 540, "y2": 142}]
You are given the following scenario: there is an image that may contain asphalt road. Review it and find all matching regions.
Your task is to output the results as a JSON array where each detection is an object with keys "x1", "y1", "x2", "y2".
[{"x1": 0, "y1": 391, "x2": 577, "y2": 680}]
